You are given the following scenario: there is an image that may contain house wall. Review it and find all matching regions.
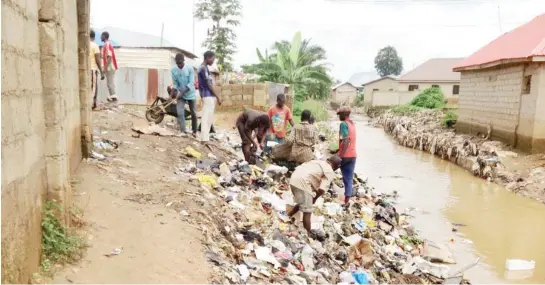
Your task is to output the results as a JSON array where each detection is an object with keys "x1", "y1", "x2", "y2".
[
  {"x1": 398, "y1": 82, "x2": 460, "y2": 97},
  {"x1": 369, "y1": 91, "x2": 419, "y2": 106},
  {"x1": 332, "y1": 84, "x2": 357, "y2": 104},
  {"x1": 1, "y1": 0, "x2": 89, "y2": 283},
  {"x1": 518, "y1": 63, "x2": 545, "y2": 152},
  {"x1": 363, "y1": 78, "x2": 398, "y2": 107},
  {"x1": 456, "y1": 64, "x2": 524, "y2": 146}
]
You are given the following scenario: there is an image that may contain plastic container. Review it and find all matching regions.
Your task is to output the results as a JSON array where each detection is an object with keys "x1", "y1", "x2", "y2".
[
  {"x1": 505, "y1": 259, "x2": 536, "y2": 271},
  {"x1": 352, "y1": 270, "x2": 369, "y2": 284}
]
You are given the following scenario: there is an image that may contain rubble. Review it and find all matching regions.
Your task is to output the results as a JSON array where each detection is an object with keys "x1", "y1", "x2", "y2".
[
  {"x1": 374, "y1": 109, "x2": 545, "y2": 204},
  {"x1": 173, "y1": 135, "x2": 473, "y2": 285}
]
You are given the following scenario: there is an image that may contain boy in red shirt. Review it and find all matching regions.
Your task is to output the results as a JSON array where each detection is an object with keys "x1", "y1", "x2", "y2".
[{"x1": 267, "y1": 93, "x2": 294, "y2": 145}]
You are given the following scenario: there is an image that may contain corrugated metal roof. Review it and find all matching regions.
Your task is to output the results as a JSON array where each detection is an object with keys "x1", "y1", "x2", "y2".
[
  {"x1": 114, "y1": 47, "x2": 198, "y2": 70},
  {"x1": 332, "y1": 82, "x2": 355, "y2": 90},
  {"x1": 347, "y1": 72, "x2": 380, "y2": 87},
  {"x1": 455, "y1": 13, "x2": 545, "y2": 70},
  {"x1": 93, "y1": 27, "x2": 198, "y2": 59},
  {"x1": 399, "y1": 58, "x2": 462, "y2": 82},
  {"x1": 362, "y1": 75, "x2": 397, "y2": 86}
]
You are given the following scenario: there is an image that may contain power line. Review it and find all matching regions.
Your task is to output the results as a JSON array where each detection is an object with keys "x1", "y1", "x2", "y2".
[{"x1": 324, "y1": 0, "x2": 537, "y2": 5}]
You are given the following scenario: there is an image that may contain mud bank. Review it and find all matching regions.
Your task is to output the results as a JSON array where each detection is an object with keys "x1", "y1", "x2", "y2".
[{"x1": 373, "y1": 110, "x2": 545, "y2": 204}]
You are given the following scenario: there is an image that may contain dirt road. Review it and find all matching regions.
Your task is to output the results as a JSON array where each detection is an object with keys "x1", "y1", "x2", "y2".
[{"x1": 52, "y1": 107, "x2": 235, "y2": 283}]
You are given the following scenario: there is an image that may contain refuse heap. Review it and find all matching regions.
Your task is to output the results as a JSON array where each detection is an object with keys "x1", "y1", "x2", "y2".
[{"x1": 178, "y1": 143, "x2": 471, "y2": 285}]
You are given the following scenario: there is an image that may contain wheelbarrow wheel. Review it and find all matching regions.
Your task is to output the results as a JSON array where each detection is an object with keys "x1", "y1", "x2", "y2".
[{"x1": 145, "y1": 107, "x2": 165, "y2": 124}]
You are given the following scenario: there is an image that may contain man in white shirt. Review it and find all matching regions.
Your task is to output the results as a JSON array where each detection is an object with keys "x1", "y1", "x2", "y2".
[{"x1": 287, "y1": 156, "x2": 342, "y2": 233}]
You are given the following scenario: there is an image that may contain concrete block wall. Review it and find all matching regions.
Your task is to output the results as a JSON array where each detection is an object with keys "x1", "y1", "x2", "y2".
[
  {"x1": 1, "y1": 0, "x2": 89, "y2": 282},
  {"x1": 456, "y1": 64, "x2": 524, "y2": 145},
  {"x1": 210, "y1": 82, "x2": 290, "y2": 112}
]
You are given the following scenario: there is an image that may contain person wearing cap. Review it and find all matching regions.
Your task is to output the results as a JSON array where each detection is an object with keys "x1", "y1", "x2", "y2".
[
  {"x1": 287, "y1": 156, "x2": 342, "y2": 233},
  {"x1": 337, "y1": 106, "x2": 357, "y2": 204}
]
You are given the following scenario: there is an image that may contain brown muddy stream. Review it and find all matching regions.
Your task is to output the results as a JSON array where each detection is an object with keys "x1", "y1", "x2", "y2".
[{"x1": 350, "y1": 119, "x2": 545, "y2": 283}]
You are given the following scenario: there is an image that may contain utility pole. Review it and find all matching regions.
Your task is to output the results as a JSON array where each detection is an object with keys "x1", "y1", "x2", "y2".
[
  {"x1": 160, "y1": 22, "x2": 164, "y2": 47},
  {"x1": 192, "y1": 0, "x2": 196, "y2": 54},
  {"x1": 497, "y1": 5, "x2": 503, "y2": 35}
]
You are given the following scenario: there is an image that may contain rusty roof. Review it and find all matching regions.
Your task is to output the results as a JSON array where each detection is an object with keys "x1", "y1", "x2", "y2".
[
  {"x1": 399, "y1": 58, "x2": 463, "y2": 82},
  {"x1": 455, "y1": 13, "x2": 545, "y2": 71}
]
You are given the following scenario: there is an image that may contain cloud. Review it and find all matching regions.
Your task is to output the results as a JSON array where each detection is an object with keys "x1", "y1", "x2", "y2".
[{"x1": 91, "y1": 0, "x2": 545, "y2": 80}]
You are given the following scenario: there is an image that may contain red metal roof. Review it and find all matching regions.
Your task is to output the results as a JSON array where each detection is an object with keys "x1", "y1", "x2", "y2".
[{"x1": 455, "y1": 13, "x2": 545, "y2": 70}]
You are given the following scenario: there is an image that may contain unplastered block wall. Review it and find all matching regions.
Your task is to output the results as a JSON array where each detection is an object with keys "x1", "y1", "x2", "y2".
[
  {"x1": 1, "y1": 0, "x2": 84, "y2": 282},
  {"x1": 456, "y1": 64, "x2": 524, "y2": 145},
  {"x1": 211, "y1": 83, "x2": 270, "y2": 111}
]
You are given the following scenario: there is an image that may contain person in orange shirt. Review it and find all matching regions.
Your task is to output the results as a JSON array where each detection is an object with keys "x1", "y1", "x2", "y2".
[
  {"x1": 337, "y1": 106, "x2": 357, "y2": 205},
  {"x1": 267, "y1": 93, "x2": 294, "y2": 145}
]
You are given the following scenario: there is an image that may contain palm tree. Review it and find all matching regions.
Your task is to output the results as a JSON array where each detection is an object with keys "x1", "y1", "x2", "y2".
[{"x1": 252, "y1": 32, "x2": 331, "y2": 101}]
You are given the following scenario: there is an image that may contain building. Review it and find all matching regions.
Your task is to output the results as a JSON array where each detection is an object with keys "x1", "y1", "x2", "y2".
[
  {"x1": 362, "y1": 76, "x2": 398, "y2": 107},
  {"x1": 96, "y1": 46, "x2": 198, "y2": 105},
  {"x1": 398, "y1": 58, "x2": 463, "y2": 98},
  {"x1": 454, "y1": 14, "x2": 545, "y2": 153},
  {"x1": 2, "y1": 0, "x2": 92, "y2": 282},
  {"x1": 347, "y1": 71, "x2": 380, "y2": 90},
  {"x1": 331, "y1": 82, "x2": 358, "y2": 105},
  {"x1": 92, "y1": 28, "x2": 198, "y2": 105}
]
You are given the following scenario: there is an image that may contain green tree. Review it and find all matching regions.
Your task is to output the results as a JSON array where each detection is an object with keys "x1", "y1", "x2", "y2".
[
  {"x1": 374, "y1": 46, "x2": 403, "y2": 77},
  {"x1": 242, "y1": 32, "x2": 332, "y2": 101},
  {"x1": 194, "y1": 0, "x2": 242, "y2": 72}
]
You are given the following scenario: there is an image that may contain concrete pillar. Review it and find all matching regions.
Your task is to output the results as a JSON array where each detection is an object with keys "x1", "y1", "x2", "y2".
[
  {"x1": 39, "y1": 0, "x2": 72, "y2": 218},
  {"x1": 77, "y1": 0, "x2": 92, "y2": 158}
]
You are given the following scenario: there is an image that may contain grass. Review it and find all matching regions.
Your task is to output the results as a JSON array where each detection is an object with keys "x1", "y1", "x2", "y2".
[
  {"x1": 292, "y1": 99, "x2": 328, "y2": 124},
  {"x1": 391, "y1": 105, "x2": 423, "y2": 115},
  {"x1": 40, "y1": 200, "x2": 86, "y2": 275}
]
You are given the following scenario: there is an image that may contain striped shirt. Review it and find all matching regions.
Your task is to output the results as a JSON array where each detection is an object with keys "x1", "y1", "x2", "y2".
[{"x1": 287, "y1": 122, "x2": 319, "y2": 164}]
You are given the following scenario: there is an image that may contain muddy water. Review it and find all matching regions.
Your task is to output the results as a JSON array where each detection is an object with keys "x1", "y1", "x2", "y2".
[{"x1": 351, "y1": 119, "x2": 545, "y2": 283}]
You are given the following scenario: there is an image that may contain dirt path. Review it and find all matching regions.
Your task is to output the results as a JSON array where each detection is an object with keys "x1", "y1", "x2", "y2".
[{"x1": 52, "y1": 107, "x2": 232, "y2": 283}]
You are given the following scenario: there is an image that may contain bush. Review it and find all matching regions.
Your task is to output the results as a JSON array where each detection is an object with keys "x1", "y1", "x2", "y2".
[
  {"x1": 41, "y1": 200, "x2": 86, "y2": 272},
  {"x1": 292, "y1": 99, "x2": 327, "y2": 124},
  {"x1": 391, "y1": 105, "x2": 422, "y2": 115},
  {"x1": 410, "y1": 87, "x2": 446, "y2": 109},
  {"x1": 442, "y1": 110, "x2": 458, "y2": 128},
  {"x1": 355, "y1": 93, "x2": 364, "y2": 107}
]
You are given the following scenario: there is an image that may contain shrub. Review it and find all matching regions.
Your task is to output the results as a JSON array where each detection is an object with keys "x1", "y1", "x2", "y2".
[
  {"x1": 293, "y1": 99, "x2": 327, "y2": 123},
  {"x1": 442, "y1": 110, "x2": 458, "y2": 128},
  {"x1": 391, "y1": 105, "x2": 422, "y2": 115},
  {"x1": 409, "y1": 87, "x2": 446, "y2": 109},
  {"x1": 41, "y1": 200, "x2": 86, "y2": 272},
  {"x1": 355, "y1": 93, "x2": 364, "y2": 107}
]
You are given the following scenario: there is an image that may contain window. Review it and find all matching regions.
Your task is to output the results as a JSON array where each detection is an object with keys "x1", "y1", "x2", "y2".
[
  {"x1": 453, "y1": 85, "x2": 460, "y2": 95},
  {"x1": 373, "y1": 88, "x2": 379, "y2": 91},
  {"x1": 432, "y1": 84, "x2": 439, "y2": 88},
  {"x1": 523, "y1": 75, "x2": 532, "y2": 94},
  {"x1": 408, "y1": 85, "x2": 419, "y2": 91}
]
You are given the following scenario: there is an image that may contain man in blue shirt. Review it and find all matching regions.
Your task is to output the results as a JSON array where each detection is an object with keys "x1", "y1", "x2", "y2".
[
  {"x1": 171, "y1": 53, "x2": 197, "y2": 136},
  {"x1": 198, "y1": 50, "x2": 221, "y2": 143}
]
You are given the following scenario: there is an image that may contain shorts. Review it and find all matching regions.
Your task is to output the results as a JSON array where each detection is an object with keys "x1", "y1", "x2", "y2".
[{"x1": 291, "y1": 185, "x2": 313, "y2": 213}]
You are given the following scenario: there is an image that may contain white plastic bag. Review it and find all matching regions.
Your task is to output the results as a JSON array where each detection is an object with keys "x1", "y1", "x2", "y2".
[{"x1": 505, "y1": 259, "x2": 536, "y2": 271}]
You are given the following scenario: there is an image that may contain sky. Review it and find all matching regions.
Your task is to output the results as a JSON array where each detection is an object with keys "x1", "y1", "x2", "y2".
[{"x1": 91, "y1": 0, "x2": 545, "y2": 81}]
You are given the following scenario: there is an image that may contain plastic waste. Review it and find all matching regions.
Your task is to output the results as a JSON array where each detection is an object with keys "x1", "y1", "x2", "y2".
[
  {"x1": 255, "y1": 246, "x2": 281, "y2": 268},
  {"x1": 185, "y1": 146, "x2": 203, "y2": 158},
  {"x1": 104, "y1": 247, "x2": 122, "y2": 257},
  {"x1": 343, "y1": 234, "x2": 362, "y2": 246},
  {"x1": 353, "y1": 219, "x2": 367, "y2": 232},
  {"x1": 352, "y1": 269, "x2": 370, "y2": 284},
  {"x1": 196, "y1": 173, "x2": 217, "y2": 188},
  {"x1": 301, "y1": 244, "x2": 315, "y2": 271},
  {"x1": 339, "y1": 271, "x2": 356, "y2": 283},
  {"x1": 258, "y1": 190, "x2": 287, "y2": 212},
  {"x1": 412, "y1": 256, "x2": 450, "y2": 278},
  {"x1": 237, "y1": 264, "x2": 250, "y2": 281},
  {"x1": 265, "y1": 164, "x2": 289, "y2": 176},
  {"x1": 91, "y1": 151, "x2": 106, "y2": 160},
  {"x1": 505, "y1": 259, "x2": 536, "y2": 271},
  {"x1": 324, "y1": 202, "x2": 342, "y2": 216}
]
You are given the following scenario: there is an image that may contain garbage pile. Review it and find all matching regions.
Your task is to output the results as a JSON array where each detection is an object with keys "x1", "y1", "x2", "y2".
[{"x1": 177, "y1": 145, "x2": 472, "y2": 285}]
